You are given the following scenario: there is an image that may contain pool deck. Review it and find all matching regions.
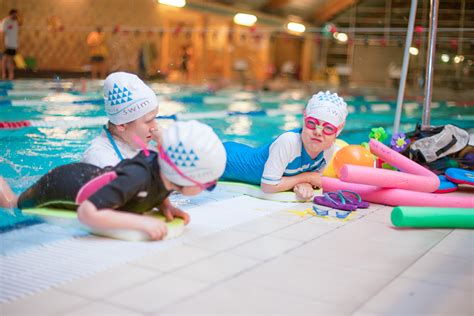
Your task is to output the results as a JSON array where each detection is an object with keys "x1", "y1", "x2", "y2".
[{"x1": 1, "y1": 189, "x2": 473, "y2": 316}]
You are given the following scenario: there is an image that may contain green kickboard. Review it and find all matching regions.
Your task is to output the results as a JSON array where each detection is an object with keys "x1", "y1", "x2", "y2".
[
  {"x1": 218, "y1": 181, "x2": 321, "y2": 202},
  {"x1": 22, "y1": 207, "x2": 185, "y2": 241}
]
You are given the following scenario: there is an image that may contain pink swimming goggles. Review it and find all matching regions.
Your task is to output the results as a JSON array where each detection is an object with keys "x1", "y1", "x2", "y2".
[{"x1": 304, "y1": 117, "x2": 339, "y2": 136}]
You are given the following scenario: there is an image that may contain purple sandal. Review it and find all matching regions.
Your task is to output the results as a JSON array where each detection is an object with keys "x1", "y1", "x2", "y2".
[
  {"x1": 313, "y1": 192, "x2": 358, "y2": 211},
  {"x1": 337, "y1": 190, "x2": 370, "y2": 209}
]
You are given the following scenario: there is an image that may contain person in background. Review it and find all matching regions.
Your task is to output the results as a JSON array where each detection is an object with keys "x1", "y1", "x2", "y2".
[
  {"x1": 221, "y1": 91, "x2": 348, "y2": 200},
  {"x1": 1, "y1": 9, "x2": 20, "y2": 80},
  {"x1": 0, "y1": 121, "x2": 226, "y2": 240},
  {"x1": 180, "y1": 44, "x2": 192, "y2": 82},
  {"x1": 86, "y1": 27, "x2": 108, "y2": 79}
]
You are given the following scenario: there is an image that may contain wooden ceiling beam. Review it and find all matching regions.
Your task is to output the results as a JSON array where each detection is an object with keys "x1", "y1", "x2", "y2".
[{"x1": 313, "y1": 0, "x2": 359, "y2": 23}]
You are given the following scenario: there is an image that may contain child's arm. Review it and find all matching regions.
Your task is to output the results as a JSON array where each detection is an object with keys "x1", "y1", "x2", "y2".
[
  {"x1": 77, "y1": 200, "x2": 168, "y2": 240},
  {"x1": 260, "y1": 132, "x2": 321, "y2": 198},
  {"x1": 261, "y1": 172, "x2": 321, "y2": 199}
]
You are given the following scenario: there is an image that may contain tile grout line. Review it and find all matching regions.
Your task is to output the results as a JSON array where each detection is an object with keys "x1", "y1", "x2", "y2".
[
  {"x1": 145, "y1": 209, "x2": 362, "y2": 311},
  {"x1": 150, "y1": 206, "x2": 459, "y2": 312},
  {"x1": 349, "y1": 228, "x2": 457, "y2": 315}
]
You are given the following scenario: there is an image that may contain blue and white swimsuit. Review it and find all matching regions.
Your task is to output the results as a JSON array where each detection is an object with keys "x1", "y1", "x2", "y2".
[{"x1": 222, "y1": 128, "x2": 337, "y2": 185}]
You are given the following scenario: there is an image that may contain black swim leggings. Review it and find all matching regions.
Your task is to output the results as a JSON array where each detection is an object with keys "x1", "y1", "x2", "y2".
[{"x1": 17, "y1": 163, "x2": 105, "y2": 210}]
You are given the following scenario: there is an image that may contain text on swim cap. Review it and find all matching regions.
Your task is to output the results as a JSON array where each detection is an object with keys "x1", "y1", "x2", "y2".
[{"x1": 122, "y1": 99, "x2": 152, "y2": 115}]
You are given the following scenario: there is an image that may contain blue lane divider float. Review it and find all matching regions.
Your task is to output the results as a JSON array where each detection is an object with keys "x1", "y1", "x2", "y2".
[
  {"x1": 72, "y1": 99, "x2": 104, "y2": 105},
  {"x1": 0, "y1": 82, "x2": 14, "y2": 90},
  {"x1": 0, "y1": 100, "x2": 12, "y2": 107},
  {"x1": 0, "y1": 108, "x2": 296, "y2": 129},
  {"x1": 228, "y1": 110, "x2": 267, "y2": 116},
  {"x1": 171, "y1": 93, "x2": 214, "y2": 103},
  {"x1": 4, "y1": 99, "x2": 458, "y2": 130}
]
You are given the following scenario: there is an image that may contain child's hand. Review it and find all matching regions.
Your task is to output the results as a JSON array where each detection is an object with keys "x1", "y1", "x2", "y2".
[
  {"x1": 160, "y1": 199, "x2": 190, "y2": 225},
  {"x1": 142, "y1": 217, "x2": 168, "y2": 240},
  {"x1": 293, "y1": 183, "x2": 314, "y2": 200},
  {"x1": 150, "y1": 127, "x2": 162, "y2": 147},
  {"x1": 307, "y1": 173, "x2": 322, "y2": 189}
]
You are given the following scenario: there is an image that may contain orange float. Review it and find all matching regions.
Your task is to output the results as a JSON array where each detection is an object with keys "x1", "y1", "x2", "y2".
[
  {"x1": 333, "y1": 145, "x2": 374, "y2": 178},
  {"x1": 322, "y1": 139, "x2": 349, "y2": 178}
]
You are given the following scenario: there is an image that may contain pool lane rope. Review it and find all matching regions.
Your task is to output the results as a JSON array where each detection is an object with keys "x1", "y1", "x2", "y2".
[
  {"x1": 0, "y1": 117, "x2": 109, "y2": 129},
  {"x1": 0, "y1": 108, "x2": 294, "y2": 129},
  {"x1": 0, "y1": 98, "x2": 104, "y2": 107}
]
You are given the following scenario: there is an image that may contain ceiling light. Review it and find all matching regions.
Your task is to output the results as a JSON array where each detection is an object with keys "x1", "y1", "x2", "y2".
[
  {"x1": 409, "y1": 47, "x2": 419, "y2": 55},
  {"x1": 335, "y1": 32, "x2": 348, "y2": 42},
  {"x1": 441, "y1": 54, "x2": 450, "y2": 63},
  {"x1": 158, "y1": 0, "x2": 186, "y2": 8},
  {"x1": 455, "y1": 55, "x2": 464, "y2": 62},
  {"x1": 234, "y1": 13, "x2": 257, "y2": 27},
  {"x1": 287, "y1": 22, "x2": 305, "y2": 33}
]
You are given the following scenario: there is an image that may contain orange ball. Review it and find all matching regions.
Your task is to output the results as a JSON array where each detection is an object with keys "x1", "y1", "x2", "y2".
[
  {"x1": 323, "y1": 139, "x2": 349, "y2": 178},
  {"x1": 333, "y1": 145, "x2": 374, "y2": 177}
]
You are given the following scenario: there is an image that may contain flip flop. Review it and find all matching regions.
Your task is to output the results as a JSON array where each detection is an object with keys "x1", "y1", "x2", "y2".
[
  {"x1": 435, "y1": 175, "x2": 458, "y2": 193},
  {"x1": 337, "y1": 190, "x2": 370, "y2": 208},
  {"x1": 313, "y1": 192, "x2": 358, "y2": 212},
  {"x1": 445, "y1": 168, "x2": 474, "y2": 186}
]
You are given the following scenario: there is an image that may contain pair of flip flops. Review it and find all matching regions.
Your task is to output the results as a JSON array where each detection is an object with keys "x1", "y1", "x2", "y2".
[{"x1": 312, "y1": 190, "x2": 369, "y2": 217}]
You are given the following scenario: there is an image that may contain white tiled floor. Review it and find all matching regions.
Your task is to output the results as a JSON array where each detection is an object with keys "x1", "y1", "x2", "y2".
[{"x1": 1, "y1": 199, "x2": 473, "y2": 315}]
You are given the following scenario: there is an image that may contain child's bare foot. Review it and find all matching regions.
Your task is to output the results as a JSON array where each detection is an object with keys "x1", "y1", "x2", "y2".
[{"x1": 0, "y1": 177, "x2": 17, "y2": 208}]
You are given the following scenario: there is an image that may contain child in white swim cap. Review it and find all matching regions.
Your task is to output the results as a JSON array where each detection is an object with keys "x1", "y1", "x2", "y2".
[
  {"x1": 82, "y1": 72, "x2": 160, "y2": 168},
  {"x1": 222, "y1": 91, "x2": 348, "y2": 200}
]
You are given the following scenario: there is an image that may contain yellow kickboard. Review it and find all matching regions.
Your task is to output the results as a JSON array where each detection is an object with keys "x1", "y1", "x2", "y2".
[{"x1": 22, "y1": 207, "x2": 185, "y2": 242}]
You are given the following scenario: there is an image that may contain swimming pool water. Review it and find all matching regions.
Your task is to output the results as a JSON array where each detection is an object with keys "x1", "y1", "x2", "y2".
[{"x1": 1, "y1": 79, "x2": 473, "y2": 229}]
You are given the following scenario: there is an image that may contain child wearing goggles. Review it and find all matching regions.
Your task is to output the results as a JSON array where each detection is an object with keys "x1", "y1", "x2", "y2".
[
  {"x1": 222, "y1": 91, "x2": 348, "y2": 200},
  {"x1": 0, "y1": 121, "x2": 226, "y2": 240}
]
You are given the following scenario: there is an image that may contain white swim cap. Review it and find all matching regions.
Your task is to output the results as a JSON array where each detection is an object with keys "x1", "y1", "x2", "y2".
[
  {"x1": 104, "y1": 72, "x2": 158, "y2": 125},
  {"x1": 159, "y1": 120, "x2": 226, "y2": 187},
  {"x1": 305, "y1": 91, "x2": 348, "y2": 135}
]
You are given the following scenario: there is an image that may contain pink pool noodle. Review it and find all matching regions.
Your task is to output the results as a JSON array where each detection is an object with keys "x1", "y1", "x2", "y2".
[
  {"x1": 338, "y1": 139, "x2": 439, "y2": 192},
  {"x1": 339, "y1": 165, "x2": 438, "y2": 192},
  {"x1": 369, "y1": 139, "x2": 435, "y2": 177},
  {"x1": 322, "y1": 177, "x2": 473, "y2": 208}
]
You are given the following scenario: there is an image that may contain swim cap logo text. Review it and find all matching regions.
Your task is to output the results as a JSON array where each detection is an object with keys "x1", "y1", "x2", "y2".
[{"x1": 123, "y1": 99, "x2": 151, "y2": 115}]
